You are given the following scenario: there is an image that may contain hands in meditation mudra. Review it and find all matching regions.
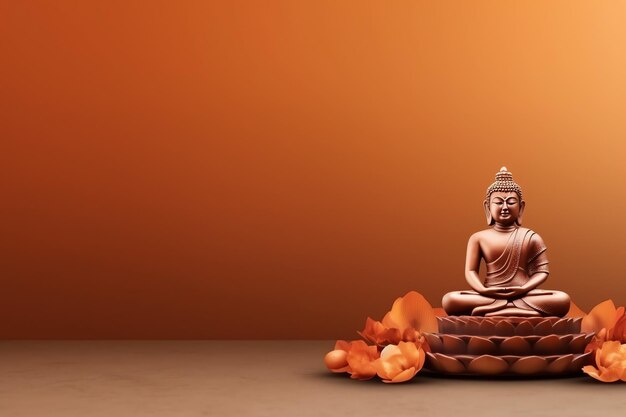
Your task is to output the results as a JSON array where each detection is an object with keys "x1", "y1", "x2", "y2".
[{"x1": 442, "y1": 167, "x2": 570, "y2": 317}]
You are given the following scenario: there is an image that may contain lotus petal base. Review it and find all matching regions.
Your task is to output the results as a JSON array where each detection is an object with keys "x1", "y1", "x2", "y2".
[{"x1": 425, "y1": 316, "x2": 593, "y2": 376}]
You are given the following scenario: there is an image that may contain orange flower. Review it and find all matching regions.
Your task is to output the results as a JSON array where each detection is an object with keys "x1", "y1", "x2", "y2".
[
  {"x1": 583, "y1": 301, "x2": 626, "y2": 354},
  {"x1": 346, "y1": 340, "x2": 379, "y2": 380},
  {"x1": 582, "y1": 341, "x2": 626, "y2": 383},
  {"x1": 327, "y1": 291, "x2": 436, "y2": 382},
  {"x1": 375, "y1": 341, "x2": 426, "y2": 383},
  {"x1": 358, "y1": 291, "x2": 436, "y2": 348},
  {"x1": 585, "y1": 328, "x2": 608, "y2": 355},
  {"x1": 358, "y1": 319, "x2": 430, "y2": 352},
  {"x1": 358, "y1": 317, "x2": 402, "y2": 346},
  {"x1": 401, "y1": 328, "x2": 429, "y2": 353},
  {"x1": 324, "y1": 340, "x2": 379, "y2": 380},
  {"x1": 381, "y1": 291, "x2": 438, "y2": 333}
]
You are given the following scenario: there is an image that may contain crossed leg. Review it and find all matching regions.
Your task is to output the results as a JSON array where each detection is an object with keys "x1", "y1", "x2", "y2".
[{"x1": 442, "y1": 291, "x2": 504, "y2": 316}]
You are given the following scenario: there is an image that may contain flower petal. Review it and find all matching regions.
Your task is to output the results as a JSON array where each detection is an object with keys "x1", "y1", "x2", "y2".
[
  {"x1": 376, "y1": 341, "x2": 425, "y2": 382},
  {"x1": 398, "y1": 341, "x2": 420, "y2": 365},
  {"x1": 358, "y1": 318, "x2": 403, "y2": 346},
  {"x1": 380, "y1": 344, "x2": 401, "y2": 359},
  {"x1": 583, "y1": 340, "x2": 626, "y2": 382},
  {"x1": 608, "y1": 307, "x2": 626, "y2": 343},
  {"x1": 334, "y1": 340, "x2": 351, "y2": 351},
  {"x1": 582, "y1": 300, "x2": 617, "y2": 334},
  {"x1": 387, "y1": 367, "x2": 417, "y2": 383},
  {"x1": 582, "y1": 365, "x2": 601, "y2": 380},
  {"x1": 381, "y1": 291, "x2": 438, "y2": 333},
  {"x1": 349, "y1": 361, "x2": 377, "y2": 380},
  {"x1": 346, "y1": 340, "x2": 379, "y2": 380},
  {"x1": 375, "y1": 356, "x2": 400, "y2": 380},
  {"x1": 585, "y1": 328, "x2": 607, "y2": 354}
]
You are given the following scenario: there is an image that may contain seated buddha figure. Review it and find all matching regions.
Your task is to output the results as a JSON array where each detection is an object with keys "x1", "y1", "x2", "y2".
[{"x1": 442, "y1": 167, "x2": 570, "y2": 317}]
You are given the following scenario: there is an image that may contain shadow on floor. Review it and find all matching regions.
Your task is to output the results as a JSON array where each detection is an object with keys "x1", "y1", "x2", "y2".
[{"x1": 306, "y1": 369, "x2": 623, "y2": 387}]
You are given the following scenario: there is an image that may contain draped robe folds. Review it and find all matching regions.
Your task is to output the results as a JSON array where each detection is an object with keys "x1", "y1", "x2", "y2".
[
  {"x1": 449, "y1": 227, "x2": 571, "y2": 317},
  {"x1": 485, "y1": 227, "x2": 549, "y2": 288},
  {"x1": 483, "y1": 227, "x2": 558, "y2": 315}
]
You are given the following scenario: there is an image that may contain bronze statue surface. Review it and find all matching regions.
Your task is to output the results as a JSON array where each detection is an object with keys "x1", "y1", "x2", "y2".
[{"x1": 442, "y1": 167, "x2": 570, "y2": 317}]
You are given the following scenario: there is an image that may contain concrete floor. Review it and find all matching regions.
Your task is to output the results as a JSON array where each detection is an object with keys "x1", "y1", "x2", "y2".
[{"x1": 0, "y1": 340, "x2": 624, "y2": 417}]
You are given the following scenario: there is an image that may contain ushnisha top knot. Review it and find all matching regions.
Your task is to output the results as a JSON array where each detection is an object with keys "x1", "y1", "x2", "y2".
[{"x1": 486, "y1": 166, "x2": 523, "y2": 199}]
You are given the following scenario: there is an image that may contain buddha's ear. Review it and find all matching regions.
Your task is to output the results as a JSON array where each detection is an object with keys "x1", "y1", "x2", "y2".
[
  {"x1": 516, "y1": 200, "x2": 526, "y2": 226},
  {"x1": 483, "y1": 199, "x2": 493, "y2": 225}
]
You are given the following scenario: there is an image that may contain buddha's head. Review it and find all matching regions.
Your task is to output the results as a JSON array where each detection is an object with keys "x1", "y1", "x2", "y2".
[{"x1": 484, "y1": 167, "x2": 525, "y2": 226}]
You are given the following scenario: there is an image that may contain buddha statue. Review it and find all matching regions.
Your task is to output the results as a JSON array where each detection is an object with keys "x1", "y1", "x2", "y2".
[{"x1": 442, "y1": 167, "x2": 571, "y2": 317}]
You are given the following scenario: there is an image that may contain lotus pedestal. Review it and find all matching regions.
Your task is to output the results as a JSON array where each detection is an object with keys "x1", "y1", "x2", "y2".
[{"x1": 425, "y1": 316, "x2": 593, "y2": 376}]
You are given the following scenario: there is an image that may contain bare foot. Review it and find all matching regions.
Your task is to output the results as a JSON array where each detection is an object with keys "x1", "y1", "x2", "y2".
[{"x1": 471, "y1": 299, "x2": 507, "y2": 316}]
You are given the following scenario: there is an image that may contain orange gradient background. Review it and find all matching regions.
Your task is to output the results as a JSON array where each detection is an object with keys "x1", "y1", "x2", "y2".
[{"x1": 2, "y1": 1, "x2": 626, "y2": 339}]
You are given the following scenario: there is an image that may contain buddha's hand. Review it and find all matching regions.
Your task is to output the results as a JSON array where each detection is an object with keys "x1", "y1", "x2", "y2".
[
  {"x1": 480, "y1": 286, "x2": 527, "y2": 299},
  {"x1": 479, "y1": 287, "x2": 512, "y2": 299}
]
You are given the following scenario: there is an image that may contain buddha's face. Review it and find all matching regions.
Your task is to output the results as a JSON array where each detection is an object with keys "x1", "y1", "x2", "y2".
[{"x1": 487, "y1": 192, "x2": 524, "y2": 226}]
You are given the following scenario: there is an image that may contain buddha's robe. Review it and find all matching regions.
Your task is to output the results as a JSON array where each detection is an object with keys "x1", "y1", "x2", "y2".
[
  {"x1": 487, "y1": 227, "x2": 548, "y2": 287},
  {"x1": 447, "y1": 228, "x2": 570, "y2": 317}
]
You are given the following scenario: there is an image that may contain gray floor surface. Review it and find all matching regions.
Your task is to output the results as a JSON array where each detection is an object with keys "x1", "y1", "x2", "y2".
[{"x1": 0, "y1": 340, "x2": 624, "y2": 416}]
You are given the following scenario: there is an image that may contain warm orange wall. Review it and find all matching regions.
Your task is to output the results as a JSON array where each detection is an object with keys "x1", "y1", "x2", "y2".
[{"x1": 2, "y1": 1, "x2": 626, "y2": 339}]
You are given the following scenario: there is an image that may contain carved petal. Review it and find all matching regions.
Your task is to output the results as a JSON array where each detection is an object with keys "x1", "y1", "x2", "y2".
[
  {"x1": 570, "y1": 352, "x2": 593, "y2": 372},
  {"x1": 441, "y1": 335, "x2": 465, "y2": 354},
  {"x1": 454, "y1": 355, "x2": 474, "y2": 368},
  {"x1": 467, "y1": 337, "x2": 497, "y2": 355},
  {"x1": 568, "y1": 334, "x2": 586, "y2": 352},
  {"x1": 439, "y1": 317, "x2": 454, "y2": 333},
  {"x1": 495, "y1": 320, "x2": 515, "y2": 336},
  {"x1": 547, "y1": 354, "x2": 573, "y2": 373},
  {"x1": 500, "y1": 336, "x2": 532, "y2": 355},
  {"x1": 424, "y1": 333, "x2": 443, "y2": 352},
  {"x1": 468, "y1": 355, "x2": 508, "y2": 375},
  {"x1": 553, "y1": 319, "x2": 569, "y2": 334},
  {"x1": 434, "y1": 353, "x2": 465, "y2": 373},
  {"x1": 425, "y1": 352, "x2": 440, "y2": 371},
  {"x1": 479, "y1": 319, "x2": 495, "y2": 336},
  {"x1": 510, "y1": 356, "x2": 547, "y2": 375},
  {"x1": 535, "y1": 335, "x2": 562, "y2": 355},
  {"x1": 454, "y1": 317, "x2": 467, "y2": 334},
  {"x1": 467, "y1": 319, "x2": 481, "y2": 335},
  {"x1": 534, "y1": 319, "x2": 553, "y2": 335},
  {"x1": 558, "y1": 334, "x2": 574, "y2": 345},
  {"x1": 499, "y1": 355, "x2": 519, "y2": 365},
  {"x1": 515, "y1": 320, "x2": 534, "y2": 336}
]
